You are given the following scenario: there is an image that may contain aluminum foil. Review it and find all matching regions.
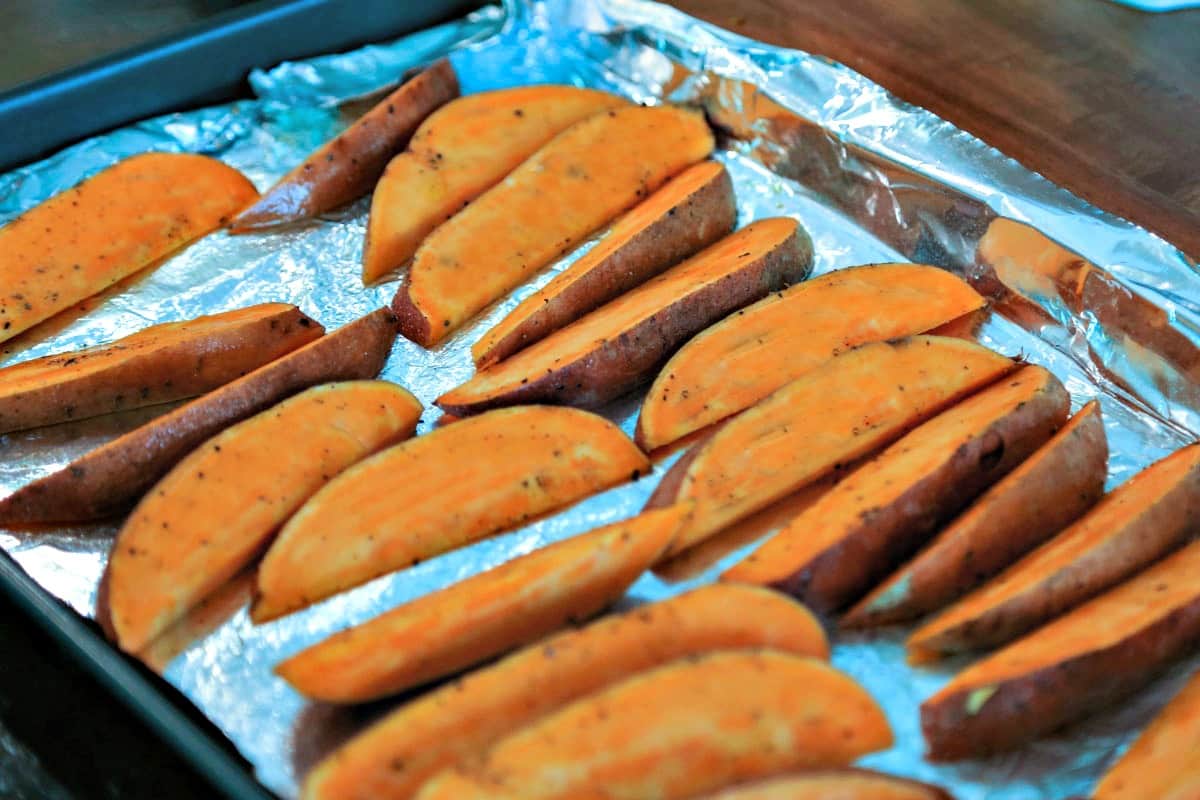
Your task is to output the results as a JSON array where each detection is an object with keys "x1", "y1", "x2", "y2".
[{"x1": 2, "y1": 1, "x2": 1199, "y2": 798}]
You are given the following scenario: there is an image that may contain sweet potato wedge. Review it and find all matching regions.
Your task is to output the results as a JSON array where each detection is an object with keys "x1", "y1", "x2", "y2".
[
  {"x1": 470, "y1": 160, "x2": 737, "y2": 367},
  {"x1": 0, "y1": 153, "x2": 257, "y2": 344},
  {"x1": 654, "y1": 475, "x2": 839, "y2": 582},
  {"x1": 230, "y1": 60, "x2": 458, "y2": 232},
  {"x1": 1094, "y1": 668, "x2": 1200, "y2": 800},
  {"x1": 106, "y1": 381, "x2": 422, "y2": 653},
  {"x1": 921, "y1": 538, "x2": 1200, "y2": 760},
  {"x1": 0, "y1": 308, "x2": 397, "y2": 523},
  {"x1": 438, "y1": 217, "x2": 811, "y2": 415},
  {"x1": 419, "y1": 651, "x2": 891, "y2": 800},
  {"x1": 253, "y1": 406, "x2": 648, "y2": 622},
  {"x1": 391, "y1": 105, "x2": 715, "y2": 346},
  {"x1": 721, "y1": 365, "x2": 1069, "y2": 615},
  {"x1": 907, "y1": 442, "x2": 1200, "y2": 662},
  {"x1": 0, "y1": 303, "x2": 321, "y2": 434},
  {"x1": 635, "y1": 263, "x2": 987, "y2": 451},
  {"x1": 697, "y1": 770, "x2": 954, "y2": 800},
  {"x1": 301, "y1": 584, "x2": 828, "y2": 800},
  {"x1": 650, "y1": 336, "x2": 1016, "y2": 559},
  {"x1": 846, "y1": 400, "x2": 1108, "y2": 627},
  {"x1": 362, "y1": 86, "x2": 627, "y2": 284},
  {"x1": 276, "y1": 504, "x2": 688, "y2": 703}
]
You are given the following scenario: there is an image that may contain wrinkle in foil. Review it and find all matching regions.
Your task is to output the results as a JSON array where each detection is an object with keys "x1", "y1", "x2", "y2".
[{"x1": 0, "y1": 1, "x2": 1198, "y2": 798}]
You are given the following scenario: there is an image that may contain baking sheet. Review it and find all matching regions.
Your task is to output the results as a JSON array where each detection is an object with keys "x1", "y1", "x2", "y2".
[{"x1": 1, "y1": 0, "x2": 1198, "y2": 797}]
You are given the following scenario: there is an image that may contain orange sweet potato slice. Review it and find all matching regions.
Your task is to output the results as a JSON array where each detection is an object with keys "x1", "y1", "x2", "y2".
[
  {"x1": 470, "y1": 160, "x2": 737, "y2": 367},
  {"x1": 0, "y1": 153, "x2": 257, "y2": 344},
  {"x1": 391, "y1": 105, "x2": 715, "y2": 346},
  {"x1": 650, "y1": 336, "x2": 1016, "y2": 559},
  {"x1": 277, "y1": 504, "x2": 687, "y2": 703},
  {"x1": 0, "y1": 303, "x2": 322, "y2": 434},
  {"x1": 921, "y1": 538, "x2": 1200, "y2": 760},
  {"x1": 107, "y1": 381, "x2": 422, "y2": 653},
  {"x1": 846, "y1": 400, "x2": 1108, "y2": 627},
  {"x1": 300, "y1": 584, "x2": 828, "y2": 800},
  {"x1": 696, "y1": 770, "x2": 954, "y2": 800},
  {"x1": 419, "y1": 651, "x2": 891, "y2": 800},
  {"x1": 252, "y1": 406, "x2": 649, "y2": 622},
  {"x1": 437, "y1": 217, "x2": 810, "y2": 415},
  {"x1": 0, "y1": 308, "x2": 397, "y2": 523},
  {"x1": 635, "y1": 264, "x2": 987, "y2": 451},
  {"x1": 1094, "y1": 667, "x2": 1200, "y2": 800},
  {"x1": 362, "y1": 86, "x2": 627, "y2": 283},
  {"x1": 230, "y1": 60, "x2": 458, "y2": 231},
  {"x1": 907, "y1": 442, "x2": 1200, "y2": 662},
  {"x1": 721, "y1": 365, "x2": 1069, "y2": 615}
]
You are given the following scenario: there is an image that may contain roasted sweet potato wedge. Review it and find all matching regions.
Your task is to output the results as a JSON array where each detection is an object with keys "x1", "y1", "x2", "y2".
[
  {"x1": 438, "y1": 218, "x2": 811, "y2": 415},
  {"x1": 471, "y1": 160, "x2": 738, "y2": 367},
  {"x1": 0, "y1": 153, "x2": 257, "y2": 344},
  {"x1": 276, "y1": 504, "x2": 688, "y2": 703},
  {"x1": 106, "y1": 381, "x2": 421, "y2": 653},
  {"x1": 417, "y1": 651, "x2": 890, "y2": 800},
  {"x1": 1094, "y1": 667, "x2": 1200, "y2": 800},
  {"x1": 391, "y1": 105, "x2": 715, "y2": 346},
  {"x1": 0, "y1": 308, "x2": 397, "y2": 523},
  {"x1": 697, "y1": 770, "x2": 954, "y2": 800},
  {"x1": 0, "y1": 303, "x2": 321, "y2": 434},
  {"x1": 908, "y1": 442, "x2": 1200, "y2": 662},
  {"x1": 649, "y1": 336, "x2": 1016, "y2": 558},
  {"x1": 253, "y1": 406, "x2": 648, "y2": 622},
  {"x1": 301, "y1": 584, "x2": 828, "y2": 800},
  {"x1": 921, "y1": 538, "x2": 1200, "y2": 760},
  {"x1": 721, "y1": 365, "x2": 1069, "y2": 615},
  {"x1": 230, "y1": 60, "x2": 458, "y2": 232},
  {"x1": 635, "y1": 263, "x2": 986, "y2": 451},
  {"x1": 362, "y1": 86, "x2": 627, "y2": 283},
  {"x1": 846, "y1": 400, "x2": 1108, "y2": 627}
]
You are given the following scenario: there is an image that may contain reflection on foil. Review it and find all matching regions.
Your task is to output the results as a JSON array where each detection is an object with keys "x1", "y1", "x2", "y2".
[{"x1": 0, "y1": 0, "x2": 1198, "y2": 797}]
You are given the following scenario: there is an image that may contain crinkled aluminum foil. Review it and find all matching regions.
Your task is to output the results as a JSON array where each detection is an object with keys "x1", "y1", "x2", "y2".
[{"x1": 2, "y1": 1, "x2": 1198, "y2": 798}]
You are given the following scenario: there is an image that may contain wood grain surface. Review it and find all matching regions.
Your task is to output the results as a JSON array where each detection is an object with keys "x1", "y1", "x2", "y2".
[{"x1": 668, "y1": 0, "x2": 1200, "y2": 259}]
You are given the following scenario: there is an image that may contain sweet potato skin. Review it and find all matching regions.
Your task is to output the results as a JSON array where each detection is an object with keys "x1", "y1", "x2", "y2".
[
  {"x1": 438, "y1": 217, "x2": 812, "y2": 415},
  {"x1": 301, "y1": 584, "x2": 828, "y2": 800},
  {"x1": 0, "y1": 308, "x2": 397, "y2": 523},
  {"x1": 362, "y1": 86, "x2": 627, "y2": 283},
  {"x1": 230, "y1": 60, "x2": 458, "y2": 231},
  {"x1": 652, "y1": 336, "x2": 1018, "y2": 557},
  {"x1": 253, "y1": 406, "x2": 649, "y2": 622},
  {"x1": 1094, "y1": 668, "x2": 1200, "y2": 800},
  {"x1": 275, "y1": 504, "x2": 688, "y2": 703},
  {"x1": 722, "y1": 365, "x2": 1069, "y2": 615},
  {"x1": 438, "y1": 651, "x2": 890, "y2": 800},
  {"x1": 471, "y1": 161, "x2": 738, "y2": 368},
  {"x1": 107, "y1": 380, "x2": 422, "y2": 653},
  {"x1": 697, "y1": 769, "x2": 954, "y2": 800},
  {"x1": 636, "y1": 263, "x2": 987, "y2": 451},
  {"x1": 846, "y1": 400, "x2": 1108, "y2": 628},
  {"x1": 0, "y1": 303, "x2": 322, "y2": 434},
  {"x1": 908, "y1": 441, "x2": 1200, "y2": 661},
  {"x1": 0, "y1": 153, "x2": 258, "y2": 344},
  {"x1": 392, "y1": 105, "x2": 716, "y2": 346},
  {"x1": 921, "y1": 539, "x2": 1200, "y2": 760}
]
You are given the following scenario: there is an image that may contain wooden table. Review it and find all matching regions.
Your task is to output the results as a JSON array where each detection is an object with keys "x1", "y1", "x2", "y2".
[
  {"x1": 670, "y1": 0, "x2": 1200, "y2": 259},
  {"x1": 1, "y1": 1, "x2": 1197, "y2": 798}
]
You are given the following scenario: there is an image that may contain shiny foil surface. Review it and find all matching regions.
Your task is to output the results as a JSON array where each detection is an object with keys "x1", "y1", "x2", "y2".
[{"x1": 1, "y1": 1, "x2": 1198, "y2": 797}]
